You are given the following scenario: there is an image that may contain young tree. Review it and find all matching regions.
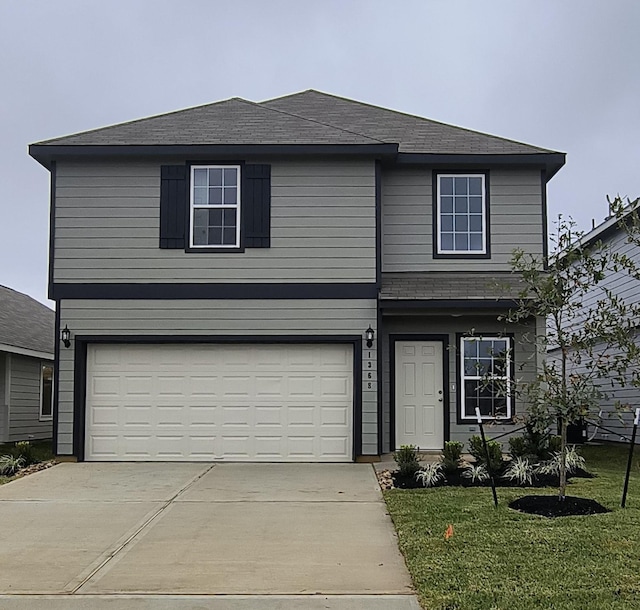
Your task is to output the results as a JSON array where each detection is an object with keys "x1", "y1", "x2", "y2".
[{"x1": 503, "y1": 207, "x2": 640, "y2": 500}]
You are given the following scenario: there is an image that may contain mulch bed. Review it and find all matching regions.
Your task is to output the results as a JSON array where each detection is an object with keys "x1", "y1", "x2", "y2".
[
  {"x1": 376, "y1": 468, "x2": 590, "y2": 490},
  {"x1": 509, "y1": 495, "x2": 610, "y2": 518}
]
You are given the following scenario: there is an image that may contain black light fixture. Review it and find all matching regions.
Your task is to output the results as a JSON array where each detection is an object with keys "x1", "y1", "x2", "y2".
[
  {"x1": 61, "y1": 325, "x2": 71, "y2": 348},
  {"x1": 365, "y1": 325, "x2": 375, "y2": 348}
]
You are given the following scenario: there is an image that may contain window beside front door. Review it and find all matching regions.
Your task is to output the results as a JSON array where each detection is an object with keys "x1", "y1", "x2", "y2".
[
  {"x1": 436, "y1": 173, "x2": 488, "y2": 256},
  {"x1": 40, "y1": 364, "x2": 53, "y2": 420},
  {"x1": 460, "y1": 336, "x2": 512, "y2": 421},
  {"x1": 190, "y1": 165, "x2": 241, "y2": 248}
]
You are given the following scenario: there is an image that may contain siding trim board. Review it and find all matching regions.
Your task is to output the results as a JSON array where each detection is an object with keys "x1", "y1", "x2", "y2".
[
  {"x1": 388, "y1": 334, "x2": 450, "y2": 453},
  {"x1": 71, "y1": 334, "x2": 364, "y2": 462},
  {"x1": 541, "y1": 169, "x2": 549, "y2": 268},
  {"x1": 52, "y1": 283, "x2": 378, "y2": 300},
  {"x1": 52, "y1": 305, "x2": 61, "y2": 454},
  {"x1": 47, "y1": 161, "x2": 56, "y2": 298},
  {"x1": 375, "y1": 160, "x2": 382, "y2": 289},
  {"x1": 30, "y1": 143, "x2": 399, "y2": 169}
]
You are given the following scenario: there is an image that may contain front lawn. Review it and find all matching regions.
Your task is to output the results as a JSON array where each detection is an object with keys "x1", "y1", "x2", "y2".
[{"x1": 384, "y1": 443, "x2": 640, "y2": 610}]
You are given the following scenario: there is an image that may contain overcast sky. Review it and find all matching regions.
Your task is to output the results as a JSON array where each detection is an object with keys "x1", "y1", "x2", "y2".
[{"x1": 1, "y1": 0, "x2": 638, "y2": 306}]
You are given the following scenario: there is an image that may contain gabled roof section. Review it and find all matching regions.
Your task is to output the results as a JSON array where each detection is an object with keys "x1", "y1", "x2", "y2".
[
  {"x1": 32, "y1": 97, "x2": 385, "y2": 146},
  {"x1": 263, "y1": 90, "x2": 557, "y2": 155},
  {"x1": 0, "y1": 285, "x2": 54, "y2": 357}
]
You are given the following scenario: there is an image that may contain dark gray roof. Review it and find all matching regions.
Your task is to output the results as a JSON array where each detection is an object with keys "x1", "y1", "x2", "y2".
[
  {"x1": 0, "y1": 285, "x2": 54, "y2": 356},
  {"x1": 33, "y1": 97, "x2": 384, "y2": 146},
  {"x1": 264, "y1": 91, "x2": 554, "y2": 155},
  {"x1": 380, "y1": 272, "x2": 527, "y2": 301},
  {"x1": 32, "y1": 90, "x2": 559, "y2": 156}
]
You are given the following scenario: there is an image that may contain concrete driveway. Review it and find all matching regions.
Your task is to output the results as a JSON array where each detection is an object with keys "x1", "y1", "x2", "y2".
[{"x1": 0, "y1": 463, "x2": 419, "y2": 609}]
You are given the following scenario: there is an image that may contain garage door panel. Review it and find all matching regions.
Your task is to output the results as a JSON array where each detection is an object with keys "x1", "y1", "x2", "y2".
[{"x1": 86, "y1": 343, "x2": 353, "y2": 462}]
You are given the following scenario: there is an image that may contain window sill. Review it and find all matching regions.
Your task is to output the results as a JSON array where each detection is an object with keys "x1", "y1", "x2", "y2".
[
  {"x1": 185, "y1": 246, "x2": 245, "y2": 254},
  {"x1": 434, "y1": 252, "x2": 490, "y2": 259}
]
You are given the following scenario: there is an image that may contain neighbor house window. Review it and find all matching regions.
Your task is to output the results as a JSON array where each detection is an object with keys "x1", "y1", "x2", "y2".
[
  {"x1": 190, "y1": 165, "x2": 241, "y2": 248},
  {"x1": 437, "y1": 174, "x2": 486, "y2": 254},
  {"x1": 460, "y1": 336, "x2": 511, "y2": 420},
  {"x1": 40, "y1": 364, "x2": 53, "y2": 420}
]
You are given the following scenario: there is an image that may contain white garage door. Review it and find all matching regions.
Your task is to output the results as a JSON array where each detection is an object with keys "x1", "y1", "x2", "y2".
[{"x1": 85, "y1": 343, "x2": 353, "y2": 462}]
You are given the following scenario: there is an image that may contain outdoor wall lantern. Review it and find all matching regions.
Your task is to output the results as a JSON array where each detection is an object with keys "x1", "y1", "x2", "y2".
[
  {"x1": 365, "y1": 325, "x2": 375, "y2": 348},
  {"x1": 61, "y1": 325, "x2": 71, "y2": 348}
]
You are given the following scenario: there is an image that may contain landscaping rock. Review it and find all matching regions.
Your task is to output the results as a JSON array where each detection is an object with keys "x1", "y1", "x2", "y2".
[
  {"x1": 376, "y1": 469, "x2": 395, "y2": 490},
  {"x1": 12, "y1": 460, "x2": 57, "y2": 480}
]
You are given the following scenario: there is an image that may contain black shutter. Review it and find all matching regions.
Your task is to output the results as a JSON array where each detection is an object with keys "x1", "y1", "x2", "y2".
[
  {"x1": 159, "y1": 165, "x2": 187, "y2": 249},
  {"x1": 242, "y1": 164, "x2": 271, "y2": 248}
]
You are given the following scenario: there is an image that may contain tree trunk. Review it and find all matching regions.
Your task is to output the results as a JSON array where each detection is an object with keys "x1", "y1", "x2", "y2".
[{"x1": 559, "y1": 418, "x2": 567, "y2": 500}]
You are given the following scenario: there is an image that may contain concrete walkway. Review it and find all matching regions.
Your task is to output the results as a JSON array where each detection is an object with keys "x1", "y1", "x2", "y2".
[{"x1": 0, "y1": 463, "x2": 419, "y2": 609}]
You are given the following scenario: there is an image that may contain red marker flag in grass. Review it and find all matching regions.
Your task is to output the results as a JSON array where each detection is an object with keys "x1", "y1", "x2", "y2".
[{"x1": 444, "y1": 524, "x2": 454, "y2": 540}]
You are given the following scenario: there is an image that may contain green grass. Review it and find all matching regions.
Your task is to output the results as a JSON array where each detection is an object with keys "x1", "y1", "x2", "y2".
[
  {"x1": 384, "y1": 444, "x2": 640, "y2": 610},
  {"x1": 0, "y1": 439, "x2": 54, "y2": 485}
]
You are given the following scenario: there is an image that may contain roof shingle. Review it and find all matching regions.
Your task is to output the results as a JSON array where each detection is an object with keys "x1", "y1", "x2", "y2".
[
  {"x1": 0, "y1": 285, "x2": 54, "y2": 355},
  {"x1": 380, "y1": 272, "x2": 527, "y2": 301},
  {"x1": 33, "y1": 90, "x2": 560, "y2": 156}
]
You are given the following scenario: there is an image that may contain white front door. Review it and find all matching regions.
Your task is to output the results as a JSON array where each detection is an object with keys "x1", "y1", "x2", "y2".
[{"x1": 395, "y1": 341, "x2": 444, "y2": 450}]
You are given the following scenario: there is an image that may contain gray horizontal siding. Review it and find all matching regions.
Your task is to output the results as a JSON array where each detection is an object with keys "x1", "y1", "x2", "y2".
[
  {"x1": 548, "y1": 336, "x2": 640, "y2": 445},
  {"x1": 381, "y1": 167, "x2": 544, "y2": 272},
  {"x1": 553, "y1": 228, "x2": 640, "y2": 445},
  {"x1": 54, "y1": 159, "x2": 376, "y2": 283},
  {"x1": 0, "y1": 354, "x2": 7, "y2": 442},
  {"x1": 381, "y1": 314, "x2": 538, "y2": 453},
  {"x1": 8, "y1": 355, "x2": 52, "y2": 442},
  {"x1": 57, "y1": 299, "x2": 378, "y2": 457}
]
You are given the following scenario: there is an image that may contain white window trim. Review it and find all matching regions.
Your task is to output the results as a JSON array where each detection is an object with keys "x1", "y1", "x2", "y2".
[
  {"x1": 436, "y1": 173, "x2": 487, "y2": 255},
  {"x1": 189, "y1": 165, "x2": 242, "y2": 249},
  {"x1": 39, "y1": 363, "x2": 53, "y2": 421},
  {"x1": 460, "y1": 336, "x2": 511, "y2": 421}
]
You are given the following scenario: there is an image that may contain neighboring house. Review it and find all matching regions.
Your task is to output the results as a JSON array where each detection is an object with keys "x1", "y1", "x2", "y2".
[
  {"x1": 550, "y1": 209, "x2": 640, "y2": 443},
  {"x1": 0, "y1": 285, "x2": 54, "y2": 443},
  {"x1": 29, "y1": 90, "x2": 565, "y2": 462}
]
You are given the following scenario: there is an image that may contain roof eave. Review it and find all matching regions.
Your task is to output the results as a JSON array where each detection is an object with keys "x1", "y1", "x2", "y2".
[
  {"x1": 395, "y1": 152, "x2": 566, "y2": 179},
  {"x1": 29, "y1": 143, "x2": 400, "y2": 169}
]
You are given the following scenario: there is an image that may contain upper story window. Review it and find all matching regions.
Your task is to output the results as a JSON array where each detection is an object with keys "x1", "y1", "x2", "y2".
[
  {"x1": 190, "y1": 165, "x2": 241, "y2": 248},
  {"x1": 436, "y1": 174, "x2": 487, "y2": 256}
]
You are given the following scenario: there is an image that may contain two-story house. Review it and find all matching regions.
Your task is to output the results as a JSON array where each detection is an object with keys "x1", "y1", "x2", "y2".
[{"x1": 29, "y1": 90, "x2": 565, "y2": 462}]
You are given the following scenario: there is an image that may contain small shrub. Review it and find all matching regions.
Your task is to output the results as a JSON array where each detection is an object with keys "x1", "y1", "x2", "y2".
[
  {"x1": 548, "y1": 435, "x2": 562, "y2": 454},
  {"x1": 394, "y1": 444, "x2": 420, "y2": 478},
  {"x1": 462, "y1": 464, "x2": 489, "y2": 484},
  {"x1": 442, "y1": 441, "x2": 464, "y2": 473},
  {"x1": 13, "y1": 441, "x2": 37, "y2": 466},
  {"x1": 508, "y1": 436, "x2": 527, "y2": 458},
  {"x1": 468, "y1": 435, "x2": 503, "y2": 473},
  {"x1": 502, "y1": 457, "x2": 535, "y2": 486},
  {"x1": 536, "y1": 446, "x2": 586, "y2": 477},
  {"x1": 0, "y1": 455, "x2": 25, "y2": 476},
  {"x1": 522, "y1": 423, "x2": 553, "y2": 460},
  {"x1": 415, "y1": 462, "x2": 444, "y2": 488}
]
